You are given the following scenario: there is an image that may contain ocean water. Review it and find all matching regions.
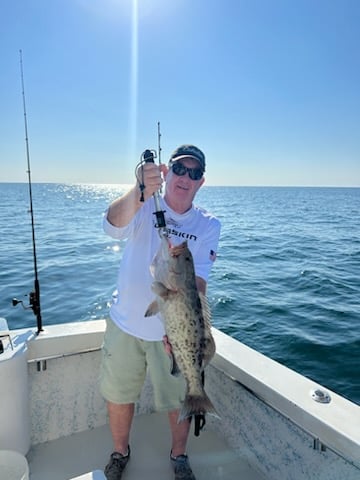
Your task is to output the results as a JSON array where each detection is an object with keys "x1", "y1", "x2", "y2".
[{"x1": 0, "y1": 183, "x2": 359, "y2": 405}]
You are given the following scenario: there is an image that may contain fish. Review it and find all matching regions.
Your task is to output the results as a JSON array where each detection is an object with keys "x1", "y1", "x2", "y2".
[{"x1": 145, "y1": 235, "x2": 217, "y2": 422}]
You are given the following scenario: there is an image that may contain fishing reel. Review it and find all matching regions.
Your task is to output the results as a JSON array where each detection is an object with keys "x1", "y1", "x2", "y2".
[
  {"x1": 12, "y1": 290, "x2": 40, "y2": 317},
  {"x1": 12, "y1": 287, "x2": 43, "y2": 335}
]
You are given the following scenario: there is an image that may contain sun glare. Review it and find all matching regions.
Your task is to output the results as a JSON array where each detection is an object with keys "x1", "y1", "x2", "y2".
[{"x1": 129, "y1": 0, "x2": 138, "y2": 162}]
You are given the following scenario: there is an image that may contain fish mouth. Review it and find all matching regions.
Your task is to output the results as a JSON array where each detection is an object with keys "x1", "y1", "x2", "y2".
[
  {"x1": 170, "y1": 243, "x2": 187, "y2": 258},
  {"x1": 169, "y1": 268, "x2": 182, "y2": 276}
]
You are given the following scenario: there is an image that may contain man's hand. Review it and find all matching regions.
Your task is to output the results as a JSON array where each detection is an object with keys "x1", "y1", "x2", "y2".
[
  {"x1": 137, "y1": 163, "x2": 164, "y2": 201},
  {"x1": 163, "y1": 335, "x2": 172, "y2": 355}
]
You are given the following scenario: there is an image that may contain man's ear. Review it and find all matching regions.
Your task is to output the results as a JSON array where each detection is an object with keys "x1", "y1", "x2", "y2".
[{"x1": 160, "y1": 163, "x2": 169, "y2": 179}]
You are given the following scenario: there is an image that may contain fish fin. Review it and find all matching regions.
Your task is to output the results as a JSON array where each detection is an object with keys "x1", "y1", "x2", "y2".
[
  {"x1": 199, "y1": 292, "x2": 212, "y2": 331},
  {"x1": 177, "y1": 391, "x2": 220, "y2": 423},
  {"x1": 152, "y1": 281, "x2": 171, "y2": 299},
  {"x1": 202, "y1": 335, "x2": 216, "y2": 367},
  {"x1": 170, "y1": 353, "x2": 181, "y2": 376},
  {"x1": 144, "y1": 300, "x2": 160, "y2": 317},
  {"x1": 199, "y1": 292, "x2": 216, "y2": 366}
]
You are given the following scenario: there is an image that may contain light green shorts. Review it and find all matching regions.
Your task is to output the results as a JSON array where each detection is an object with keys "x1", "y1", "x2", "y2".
[{"x1": 99, "y1": 318, "x2": 186, "y2": 411}]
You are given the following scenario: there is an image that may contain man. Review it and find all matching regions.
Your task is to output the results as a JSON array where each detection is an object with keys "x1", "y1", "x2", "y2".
[{"x1": 101, "y1": 145, "x2": 221, "y2": 480}]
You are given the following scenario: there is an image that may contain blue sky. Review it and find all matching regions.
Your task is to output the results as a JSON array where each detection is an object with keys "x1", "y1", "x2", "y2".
[{"x1": 1, "y1": 0, "x2": 359, "y2": 186}]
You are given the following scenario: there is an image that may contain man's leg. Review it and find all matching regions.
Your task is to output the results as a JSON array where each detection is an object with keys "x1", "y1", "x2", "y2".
[
  {"x1": 104, "y1": 402, "x2": 133, "y2": 479},
  {"x1": 168, "y1": 411, "x2": 196, "y2": 479},
  {"x1": 168, "y1": 411, "x2": 191, "y2": 456},
  {"x1": 108, "y1": 401, "x2": 134, "y2": 454},
  {"x1": 147, "y1": 341, "x2": 196, "y2": 478}
]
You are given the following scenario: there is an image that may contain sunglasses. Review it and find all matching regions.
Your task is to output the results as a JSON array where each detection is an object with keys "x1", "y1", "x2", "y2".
[{"x1": 171, "y1": 162, "x2": 204, "y2": 181}]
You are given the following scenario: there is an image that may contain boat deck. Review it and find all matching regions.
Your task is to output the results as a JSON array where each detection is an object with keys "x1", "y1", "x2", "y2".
[{"x1": 27, "y1": 412, "x2": 265, "y2": 480}]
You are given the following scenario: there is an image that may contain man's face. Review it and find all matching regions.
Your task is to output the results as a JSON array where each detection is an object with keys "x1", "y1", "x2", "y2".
[{"x1": 164, "y1": 157, "x2": 205, "y2": 213}]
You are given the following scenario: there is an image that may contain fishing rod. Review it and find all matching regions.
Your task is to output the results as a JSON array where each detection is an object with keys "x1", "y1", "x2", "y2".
[
  {"x1": 12, "y1": 50, "x2": 43, "y2": 334},
  {"x1": 157, "y1": 121, "x2": 162, "y2": 165}
]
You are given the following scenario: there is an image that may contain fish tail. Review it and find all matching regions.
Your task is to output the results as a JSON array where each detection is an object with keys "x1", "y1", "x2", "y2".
[{"x1": 177, "y1": 391, "x2": 219, "y2": 423}]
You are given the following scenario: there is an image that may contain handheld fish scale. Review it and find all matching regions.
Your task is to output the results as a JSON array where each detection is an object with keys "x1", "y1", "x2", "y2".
[
  {"x1": 142, "y1": 148, "x2": 168, "y2": 238},
  {"x1": 137, "y1": 123, "x2": 168, "y2": 238}
]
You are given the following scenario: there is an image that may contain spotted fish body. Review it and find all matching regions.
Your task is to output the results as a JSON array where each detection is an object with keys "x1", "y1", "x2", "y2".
[{"x1": 145, "y1": 236, "x2": 217, "y2": 422}]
